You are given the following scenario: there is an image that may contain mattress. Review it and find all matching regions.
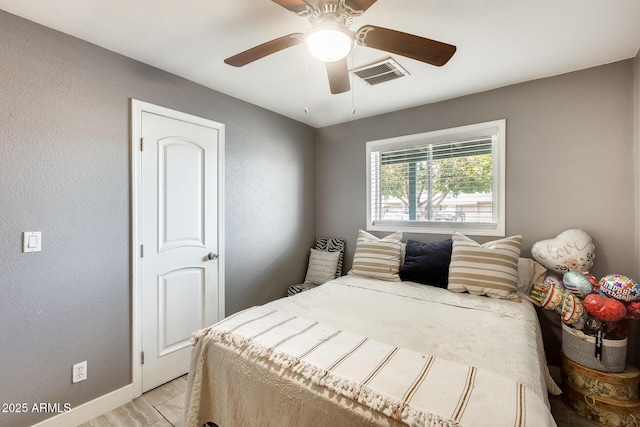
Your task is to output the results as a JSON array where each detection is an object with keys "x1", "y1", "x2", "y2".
[{"x1": 184, "y1": 275, "x2": 558, "y2": 426}]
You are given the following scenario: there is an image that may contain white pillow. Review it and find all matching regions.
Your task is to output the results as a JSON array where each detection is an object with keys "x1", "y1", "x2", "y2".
[
  {"x1": 517, "y1": 257, "x2": 547, "y2": 295},
  {"x1": 304, "y1": 248, "x2": 341, "y2": 285}
]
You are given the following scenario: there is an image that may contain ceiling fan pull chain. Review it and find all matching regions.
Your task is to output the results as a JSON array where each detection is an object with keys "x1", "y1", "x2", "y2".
[
  {"x1": 304, "y1": 48, "x2": 310, "y2": 114},
  {"x1": 351, "y1": 51, "x2": 356, "y2": 115}
]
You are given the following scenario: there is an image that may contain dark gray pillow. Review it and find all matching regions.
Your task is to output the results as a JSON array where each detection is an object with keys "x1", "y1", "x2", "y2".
[{"x1": 399, "y1": 239, "x2": 453, "y2": 288}]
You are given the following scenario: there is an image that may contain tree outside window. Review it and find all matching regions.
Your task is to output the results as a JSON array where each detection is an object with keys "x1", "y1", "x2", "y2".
[{"x1": 379, "y1": 153, "x2": 493, "y2": 221}]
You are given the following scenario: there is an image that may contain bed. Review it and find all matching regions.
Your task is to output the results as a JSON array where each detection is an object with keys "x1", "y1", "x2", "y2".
[{"x1": 184, "y1": 232, "x2": 560, "y2": 427}]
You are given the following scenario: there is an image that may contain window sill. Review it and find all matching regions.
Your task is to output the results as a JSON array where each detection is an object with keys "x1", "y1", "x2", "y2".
[{"x1": 367, "y1": 222, "x2": 505, "y2": 237}]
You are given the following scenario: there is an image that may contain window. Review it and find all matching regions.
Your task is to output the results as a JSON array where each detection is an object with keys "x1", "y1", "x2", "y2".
[{"x1": 366, "y1": 120, "x2": 506, "y2": 236}]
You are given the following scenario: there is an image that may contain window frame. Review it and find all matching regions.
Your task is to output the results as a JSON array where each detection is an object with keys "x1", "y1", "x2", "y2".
[{"x1": 366, "y1": 119, "x2": 506, "y2": 236}]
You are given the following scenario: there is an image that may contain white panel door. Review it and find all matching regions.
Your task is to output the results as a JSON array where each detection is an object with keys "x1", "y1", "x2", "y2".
[{"x1": 140, "y1": 109, "x2": 223, "y2": 392}]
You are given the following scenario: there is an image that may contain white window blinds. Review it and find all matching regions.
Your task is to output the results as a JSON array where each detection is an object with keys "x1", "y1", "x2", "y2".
[{"x1": 366, "y1": 120, "x2": 505, "y2": 236}]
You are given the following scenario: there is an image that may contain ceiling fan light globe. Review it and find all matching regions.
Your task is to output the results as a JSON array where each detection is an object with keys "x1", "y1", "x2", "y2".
[{"x1": 306, "y1": 28, "x2": 354, "y2": 62}]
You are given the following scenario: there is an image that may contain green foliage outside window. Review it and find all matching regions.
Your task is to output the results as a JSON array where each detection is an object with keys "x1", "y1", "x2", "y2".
[{"x1": 380, "y1": 154, "x2": 492, "y2": 217}]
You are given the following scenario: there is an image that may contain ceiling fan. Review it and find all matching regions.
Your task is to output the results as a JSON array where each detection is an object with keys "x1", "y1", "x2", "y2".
[{"x1": 224, "y1": 0, "x2": 456, "y2": 94}]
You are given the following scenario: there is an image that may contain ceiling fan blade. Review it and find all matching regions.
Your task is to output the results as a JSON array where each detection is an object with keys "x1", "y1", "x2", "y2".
[
  {"x1": 344, "y1": 0, "x2": 378, "y2": 14},
  {"x1": 326, "y1": 58, "x2": 351, "y2": 94},
  {"x1": 224, "y1": 34, "x2": 304, "y2": 67},
  {"x1": 356, "y1": 25, "x2": 456, "y2": 66},
  {"x1": 271, "y1": 0, "x2": 311, "y2": 14}
]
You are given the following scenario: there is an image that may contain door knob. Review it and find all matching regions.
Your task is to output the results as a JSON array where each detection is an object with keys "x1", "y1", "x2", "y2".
[{"x1": 207, "y1": 252, "x2": 218, "y2": 261}]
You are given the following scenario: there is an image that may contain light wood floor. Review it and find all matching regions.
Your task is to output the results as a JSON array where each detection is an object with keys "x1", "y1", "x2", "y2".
[
  {"x1": 549, "y1": 394, "x2": 599, "y2": 427},
  {"x1": 80, "y1": 375, "x2": 188, "y2": 427},
  {"x1": 80, "y1": 375, "x2": 597, "y2": 427}
]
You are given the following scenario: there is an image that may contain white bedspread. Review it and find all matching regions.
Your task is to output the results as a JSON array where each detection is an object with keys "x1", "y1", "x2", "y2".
[{"x1": 185, "y1": 275, "x2": 558, "y2": 427}]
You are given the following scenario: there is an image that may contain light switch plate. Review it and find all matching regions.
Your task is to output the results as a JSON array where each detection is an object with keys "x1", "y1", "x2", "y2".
[{"x1": 23, "y1": 231, "x2": 41, "y2": 252}]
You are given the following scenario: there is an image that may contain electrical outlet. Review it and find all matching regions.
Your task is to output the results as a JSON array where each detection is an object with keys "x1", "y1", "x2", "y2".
[{"x1": 72, "y1": 361, "x2": 87, "y2": 383}]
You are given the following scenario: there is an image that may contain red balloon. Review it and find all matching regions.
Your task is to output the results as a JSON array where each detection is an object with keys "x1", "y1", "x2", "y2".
[
  {"x1": 583, "y1": 294, "x2": 627, "y2": 322},
  {"x1": 626, "y1": 300, "x2": 640, "y2": 320}
]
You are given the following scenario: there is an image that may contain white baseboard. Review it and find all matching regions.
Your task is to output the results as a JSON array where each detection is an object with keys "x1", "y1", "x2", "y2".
[{"x1": 31, "y1": 384, "x2": 133, "y2": 427}]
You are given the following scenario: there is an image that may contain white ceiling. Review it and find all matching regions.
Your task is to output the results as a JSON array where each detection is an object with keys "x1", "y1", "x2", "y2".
[{"x1": 2, "y1": 0, "x2": 640, "y2": 128}]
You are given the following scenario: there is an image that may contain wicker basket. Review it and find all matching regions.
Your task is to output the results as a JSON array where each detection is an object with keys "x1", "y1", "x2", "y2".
[{"x1": 561, "y1": 323, "x2": 627, "y2": 373}]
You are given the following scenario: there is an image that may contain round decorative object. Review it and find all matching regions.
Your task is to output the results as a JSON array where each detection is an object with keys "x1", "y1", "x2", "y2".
[
  {"x1": 531, "y1": 229, "x2": 595, "y2": 273},
  {"x1": 530, "y1": 281, "x2": 564, "y2": 313},
  {"x1": 561, "y1": 293, "x2": 586, "y2": 328},
  {"x1": 563, "y1": 271, "x2": 594, "y2": 298},
  {"x1": 598, "y1": 274, "x2": 640, "y2": 302},
  {"x1": 542, "y1": 283, "x2": 564, "y2": 314},
  {"x1": 544, "y1": 274, "x2": 563, "y2": 288},
  {"x1": 583, "y1": 294, "x2": 627, "y2": 323}
]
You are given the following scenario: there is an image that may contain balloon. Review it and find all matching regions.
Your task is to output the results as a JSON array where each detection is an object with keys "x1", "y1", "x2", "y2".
[
  {"x1": 531, "y1": 229, "x2": 595, "y2": 273},
  {"x1": 543, "y1": 274, "x2": 563, "y2": 289},
  {"x1": 584, "y1": 272, "x2": 600, "y2": 292},
  {"x1": 530, "y1": 281, "x2": 564, "y2": 314},
  {"x1": 598, "y1": 274, "x2": 640, "y2": 302},
  {"x1": 583, "y1": 294, "x2": 627, "y2": 322},
  {"x1": 562, "y1": 271, "x2": 594, "y2": 298},
  {"x1": 626, "y1": 300, "x2": 640, "y2": 320},
  {"x1": 560, "y1": 293, "x2": 586, "y2": 328}
]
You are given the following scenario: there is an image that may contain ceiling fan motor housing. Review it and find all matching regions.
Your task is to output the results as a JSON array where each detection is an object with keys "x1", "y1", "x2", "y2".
[{"x1": 308, "y1": 1, "x2": 355, "y2": 27}]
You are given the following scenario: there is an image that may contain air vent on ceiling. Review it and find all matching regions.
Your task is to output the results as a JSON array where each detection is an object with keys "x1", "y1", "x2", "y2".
[{"x1": 352, "y1": 58, "x2": 409, "y2": 86}]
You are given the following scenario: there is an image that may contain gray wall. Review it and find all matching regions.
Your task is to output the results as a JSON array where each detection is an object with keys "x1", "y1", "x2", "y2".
[
  {"x1": 0, "y1": 11, "x2": 316, "y2": 427},
  {"x1": 316, "y1": 60, "x2": 638, "y2": 367},
  {"x1": 633, "y1": 48, "x2": 640, "y2": 368}
]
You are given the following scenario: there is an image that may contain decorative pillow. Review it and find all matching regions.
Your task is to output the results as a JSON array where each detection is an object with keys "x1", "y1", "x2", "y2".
[
  {"x1": 315, "y1": 237, "x2": 346, "y2": 278},
  {"x1": 349, "y1": 230, "x2": 403, "y2": 281},
  {"x1": 517, "y1": 257, "x2": 548, "y2": 295},
  {"x1": 399, "y1": 239, "x2": 453, "y2": 288},
  {"x1": 304, "y1": 248, "x2": 341, "y2": 285},
  {"x1": 448, "y1": 232, "x2": 522, "y2": 300}
]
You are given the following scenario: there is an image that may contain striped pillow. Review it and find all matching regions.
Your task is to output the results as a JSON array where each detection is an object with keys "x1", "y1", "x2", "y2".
[
  {"x1": 349, "y1": 230, "x2": 403, "y2": 281},
  {"x1": 448, "y1": 232, "x2": 522, "y2": 300}
]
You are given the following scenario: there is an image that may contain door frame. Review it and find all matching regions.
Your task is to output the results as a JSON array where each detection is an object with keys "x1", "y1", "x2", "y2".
[{"x1": 130, "y1": 99, "x2": 225, "y2": 398}]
